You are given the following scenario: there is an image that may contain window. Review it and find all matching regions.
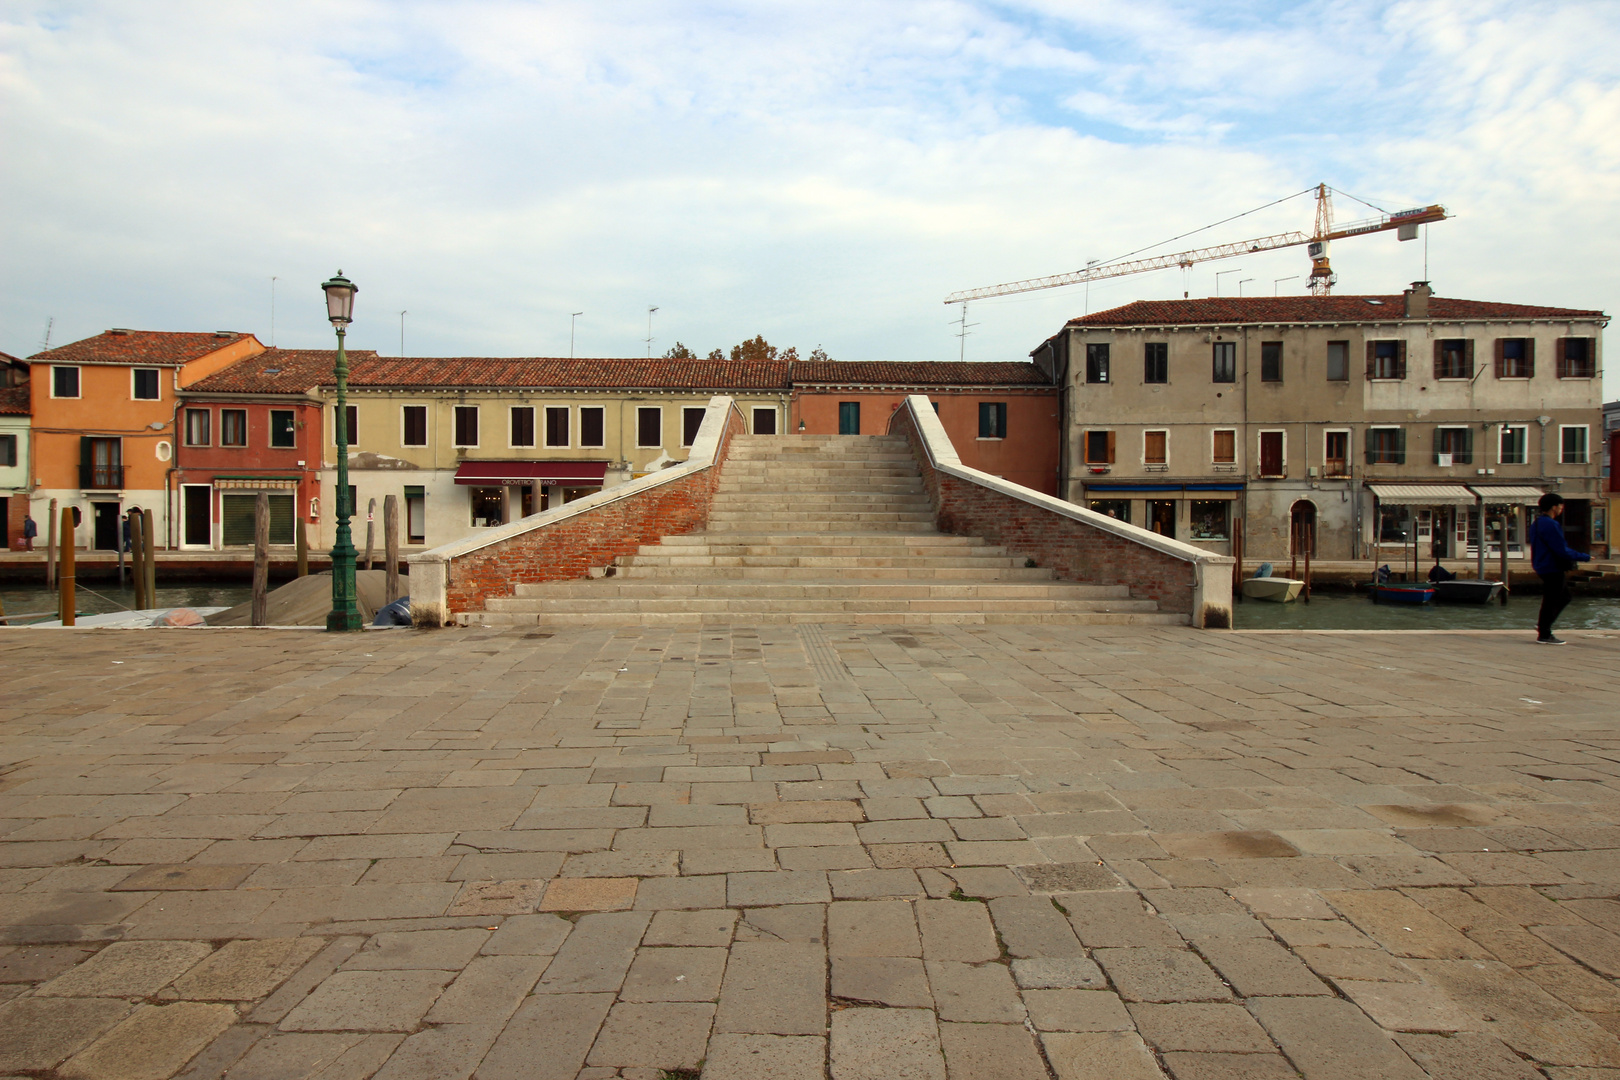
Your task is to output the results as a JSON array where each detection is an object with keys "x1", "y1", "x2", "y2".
[
  {"x1": 221, "y1": 409, "x2": 247, "y2": 447},
  {"x1": 1499, "y1": 424, "x2": 1528, "y2": 465},
  {"x1": 1144, "y1": 430, "x2": 1167, "y2": 466},
  {"x1": 270, "y1": 410, "x2": 296, "y2": 448},
  {"x1": 1212, "y1": 429, "x2": 1236, "y2": 465},
  {"x1": 1435, "y1": 426, "x2": 1472, "y2": 465},
  {"x1": 1558, "y1": 337, "x2": 1596, "y2": 379},
  {"x1": 580, "y1": 407, "x2": 605, "y2": 448},
  {"x1": 509, "y1": 407, "x2": 536, "y2": 448},
  {"x1": 1324, "y1": 431, "x2": 1349, "y2": 477},
  {"x1": 548, "y1": 407, "x2": 572, "y2": 448},
  {"x1": 1367, "y1": 340, "x2": 1406, "y2": 380},
  {"x1": 0, "y1": 434, "x2": 15, "y2": 467},
  {"x1": 637, "y1": 406, "x2": 662, "y2": 447},
  {"x1": 184, "y1": 408, "x2": 211, "y2": 446},
  {"x1": 334, "y1": 404, "x2": 359, "y2": 447},
  {"x1": 1326, "y1": 340, "x2": 1349, "y2": 382},
  {"x1": 752, "y1": 407, "x2": 777, "y2": 435},
  {"x1": 1189, "y1": 501, "x2": 1229, "y2": 540},
  {"x1": 978, "y1": 402, "x2": 1007, "y2": 439},
  {"x1": 1088, "y1": 500, "x2": 1129, "y2": 522},
  {"x1": 1211, "y1": 342, "x2": 1236, "y2": 383},
  {"x1": 1083, "y1": 430, "x2": 1115, "y2": 465},
  {"x1": 1143, "y1": 343, "x2": 1167, "y2": 384},
  {"x1": 1259, "y1": 431, "x2": 1285, "y2": 477},
  {"x1": 221, "y1": 494, "x2": 294, "y2": 546},
  {"x1": 81, "y1": 436, "x2": 122, "y2": 488},
  {"x1": 405, "y1": 486, "x2": 426, "y2": 544},
  {"x1": 52, "y1": 366, "x2": 80, "y2": 398},
  {"x1": 1366, "y1": 427, "x2": 1406, "y2": 465},
  {"x1": 469, "y1": 487, "x2": 503, "y2": 527},
  {"x1": 838, "y1": 402, "x2": 860, "y2": 435},
  {"x1": 132, "y1": 368, "x2": 160, "y2": 400},
  {"x1": 1085, "y1": 343, "x2": 1110, "y2": 384},
  {"x1": 1260, "y1": 341, "x2": 1283, "y2": 383},
  {"x1": 681, "y1": 407, "x2": 706, "y2": 447},
  {"x1": 1435, "y1": 339, "x2": 1473, "y2": 379},
  {"x1": 454, "y1": 406, "x2": 478, "y2": 447},
  {"x1": 1496, "y1": 338, "x2": 1533, "y2": 378},
  {"x1": 402, "y1": 405, "x2": 427, "y2": 447},
  {"x1": 1562, "y1": 425, "x2": 1589, "y2": 465}
]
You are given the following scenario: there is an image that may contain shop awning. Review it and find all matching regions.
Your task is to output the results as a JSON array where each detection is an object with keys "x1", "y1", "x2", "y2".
[
  {"x1": 453, "y1": 461, "x2": 609, "y2": 486},
  {"x1": 1367, "y1": 483, "x2": 1476, "y2": 506},
  {"x1": 1468, "y1": 485, "x2": 1545, "y2": 504}
]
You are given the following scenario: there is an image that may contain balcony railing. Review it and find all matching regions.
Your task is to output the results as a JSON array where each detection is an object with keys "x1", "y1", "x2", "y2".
[{"x1": 80, "y1": 465, "x2": 125, "y2": 489}]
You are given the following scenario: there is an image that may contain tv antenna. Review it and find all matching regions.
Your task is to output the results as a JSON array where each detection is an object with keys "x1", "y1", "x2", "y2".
[
  {"x1": 646, "y1": 306, "x2": 659, "y2": 358},
  {"x1": 952, "y1": 303, "x2": 978, "y2": 362}
]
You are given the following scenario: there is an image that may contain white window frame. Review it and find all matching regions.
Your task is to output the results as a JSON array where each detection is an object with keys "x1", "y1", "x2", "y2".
[
  {"x1": 184, "y1": 407, "x2": 212, "y2": 447},
  {"x1": 332, "y1": 404, "x2": 359, "y2": 448},
  {"x1": 131, "y1": 367, "x2": 161, "y2": 401},
  {"x1": 1142, "y1": 428, "x2": 1169, "y2": 467},
  {"x1": 579, "y1": 406, "x2": 606, "y2": 449},
  {"x1": 51, "y1": 365, "x2": 80, "y2": 399},
  {"x1": 636, "y1": 406, "x2": 663, "y2": 449},
  {"x1": 1323, "y1": 428, "x2": 1351, "y2": 476},
  {"x1": 508, "y1": 405, "x2": 537, "y2": 449},
  {"x1": 1499, "y1": 424, "x2": 1528, "y2": 466},
  {"x1": 1433, "y1": 425, "x2": 1471, "y2": 466},
  {"x1": 751, "y1": 406, "x2": 778, "y2": 435},
  {"x1": 1257, "y1": 428, "x2": 1287, "y2": 477},
  {"x1": 680, "y1": 406, "x2": 707, "y2": 448},
  {"x1": 542, "y1": 405, "x2": 570, "y2": 449},
  {"x1": 1367, "y1": 425, "x2": 1404, "y2": 465},
  {"x1": 1210, "y1": 427, "x2": 1237, "y2": 466},
  {"x1": 452, "y1": 405, "x2": 479, "y2": 449},
  {"x1": 269, "y1": 408, "x2": 298, "y2": 449},
  {"x1": 400, "y1": 404, "x2": 428, "y2": 448},
  {"x1": 1560, "y1": 424, "x2": 1589, "y2": 465}
]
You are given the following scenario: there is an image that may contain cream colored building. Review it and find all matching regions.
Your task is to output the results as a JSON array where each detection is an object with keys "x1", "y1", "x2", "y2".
[{"x1": 1032, "y1": 285, "x2": 1609, "y2": 562}]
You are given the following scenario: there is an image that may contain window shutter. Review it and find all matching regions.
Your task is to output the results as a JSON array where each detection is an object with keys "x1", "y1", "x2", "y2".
[
  {"x1": 1432, "y1": 340, "x2": 1442, "y2": 380},
  {"x1": 1525, "y1": 338, "x2": 1535, "y2": 378},
  {"x1": 1106, "y1": 431, "x2": 1116, "y2": 464},
  {"x1": 1394, "y1": 428, "x2": 1407, "y2": 465},
  {"x1": 1494, "y1": 338, "x2": 1504, "y2": 378},
  {"x1": 1364, "y1": 434, "x2": 1375, "y2": 465},
  {"x1": 1465, "y1": 338, "x2": 1475, "y2": 376},
  {"x1": 1555, "y1": 337, "x2": 1567, "y2": 377},
  {"x1": 1395, "y1": 340, "x2": 1407, "y2": 380},
  {"x1": 1461, "y1": 427, "x2": 1473, "y2": 462},
  {"x1": 1365, "y1": 341, "x2": 1376, "y2": 379}
]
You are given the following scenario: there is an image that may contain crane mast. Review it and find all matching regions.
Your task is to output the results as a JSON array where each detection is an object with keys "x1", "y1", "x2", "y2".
[{"x1": 944, "y1": 184, "x2": 1447, "y2": 306}]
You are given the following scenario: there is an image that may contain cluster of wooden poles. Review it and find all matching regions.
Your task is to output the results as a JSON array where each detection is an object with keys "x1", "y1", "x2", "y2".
[{"x1": 247, "y1": 493, "x2": 403, "y2": 627}]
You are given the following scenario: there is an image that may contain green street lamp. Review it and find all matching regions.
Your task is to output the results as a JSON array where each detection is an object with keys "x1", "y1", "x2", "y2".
[{"x1": 322, "y1": 271, "x2": 363, "y2": 632}]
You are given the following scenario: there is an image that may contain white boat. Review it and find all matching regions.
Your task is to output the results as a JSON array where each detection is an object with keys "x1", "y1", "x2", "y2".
[{"x1": 1241, "y1": 576, "x2": 1305, "y2": 602}]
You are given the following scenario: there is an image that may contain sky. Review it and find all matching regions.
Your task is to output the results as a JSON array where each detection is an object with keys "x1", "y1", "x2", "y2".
[{"x1": 1, "y1": 1, "x2": 1617, "y2": 398}]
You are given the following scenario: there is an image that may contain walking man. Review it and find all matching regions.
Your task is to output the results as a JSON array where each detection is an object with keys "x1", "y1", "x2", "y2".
[{"x1": 1529, "y1": 493, "x2": 1590, "y2": 644}]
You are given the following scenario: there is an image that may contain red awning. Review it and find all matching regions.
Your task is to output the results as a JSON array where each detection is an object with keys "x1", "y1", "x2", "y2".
[{"x1": 454, "y1": 461, "x2": 609, "y2": 486}]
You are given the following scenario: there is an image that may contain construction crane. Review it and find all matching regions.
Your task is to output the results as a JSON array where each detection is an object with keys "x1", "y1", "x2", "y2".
[{"x1": 944, "y1": 184, "x2": 1448, "y2": 305}]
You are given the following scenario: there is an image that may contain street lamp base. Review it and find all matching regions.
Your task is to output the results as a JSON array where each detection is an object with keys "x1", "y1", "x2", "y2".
[{"x1": 326, "y1": 610, "x2": 365, "y2": 633}]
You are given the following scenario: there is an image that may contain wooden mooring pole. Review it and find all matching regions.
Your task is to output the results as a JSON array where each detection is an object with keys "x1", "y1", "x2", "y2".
[
  {"x1": 251, "y1": 493, "x2": 269, "y2": 627},
  {"x1": 384, "y1": 494, "x2": 401, "y2": 604},
  {"x1": 296, "y1": 518, "x2": 309, "y2": 578},
  {"x1": 1303, "y1": 522, "x2": 1313, "y2": 603},
  {"x1": 1500, "y1": 512, "x2": 1511, "y2": 605},
  {"x1": 59, "y1": 505, "x2": 75, "y2": 626},
  {"x1": 142, "y1": 508, "x2": 156, "y2": 609},
  {"x1": 129, "y1": 510, "x2": 147, "y2": 611},
  {"x1": 45, "y1": 497, "x2": 58, "y2": 590},
  {"x1": 364, "y1": 498, "x2": 377, "y2": 571}
]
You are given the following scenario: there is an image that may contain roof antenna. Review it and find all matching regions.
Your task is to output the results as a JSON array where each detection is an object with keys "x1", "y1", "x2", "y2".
[
  {"x1": 646, "y1": 306, "x2": 659, "y2": 358},
  {"x1": 270, "y1": 276, "x2": 277, "y2": 346},
  {"x1": 39, "y1": 316, "x2": 53, "y2": 352},
  {"x1": 400, "y1": 311, "x2": 407, "y2": 358},
  {"x1": 953, "y1": 302, "x2": 978, "y2": 362}
]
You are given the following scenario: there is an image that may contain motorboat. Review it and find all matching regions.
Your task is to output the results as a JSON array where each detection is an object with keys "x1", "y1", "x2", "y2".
[
  {"x1": 1432, "y1": 579, "x2": 1504, "y2": 604},
  {"x1": 1371, "y1": 582, "x2": 1436, "y2": 604},
  {"x1": 1241, "y1": 576, "x2": 1305, "y2": 602}
]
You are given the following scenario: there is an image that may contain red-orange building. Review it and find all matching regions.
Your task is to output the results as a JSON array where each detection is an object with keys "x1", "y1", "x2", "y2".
[{"x1": 789, "y1": 361, "x2": 1061, "y2": 495}]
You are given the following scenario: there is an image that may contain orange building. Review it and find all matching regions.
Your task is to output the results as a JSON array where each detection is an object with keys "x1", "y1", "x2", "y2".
[
  {"x1": 27, "y1": 330, "x2": 265, "y2": 550},
  {"x1": 790, "y1": 361, "x2": 1061, "y2": 495}
]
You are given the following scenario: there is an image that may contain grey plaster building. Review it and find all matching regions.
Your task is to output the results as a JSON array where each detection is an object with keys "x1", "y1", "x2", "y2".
[{"x1": 1032, "y1": 284, "x2": 1609, "y2": 561}]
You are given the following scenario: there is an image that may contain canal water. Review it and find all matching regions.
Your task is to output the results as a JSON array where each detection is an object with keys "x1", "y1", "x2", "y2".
[
  {"x1": 1233, "y1": 591, "x2": 1620, "y2": 631},
  {"x1": 2, "y1": 581, "x2": 256, "y2": 621}
]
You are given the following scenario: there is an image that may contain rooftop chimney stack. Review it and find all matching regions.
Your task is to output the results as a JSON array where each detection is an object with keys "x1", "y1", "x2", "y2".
[{"x1": 1404, "y1": 281, "x2": 1432, "y2": 319}]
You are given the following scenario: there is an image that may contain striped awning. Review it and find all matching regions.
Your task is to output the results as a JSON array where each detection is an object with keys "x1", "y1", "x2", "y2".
[
  {"x1": 1367, "y1": 483, "x2": 1476, "y2": 505},
  {"x1": 214, "y1": 478, "x2": 299, "y2": 490},
  {"x1": 1468, "y1": 485, "x2": 1545, "y2": 504}
]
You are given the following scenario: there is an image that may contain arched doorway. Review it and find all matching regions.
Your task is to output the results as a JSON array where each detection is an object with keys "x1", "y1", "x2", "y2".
[{"x1": 1290, "y1": 500, "x2": 1317, "y2": 557}]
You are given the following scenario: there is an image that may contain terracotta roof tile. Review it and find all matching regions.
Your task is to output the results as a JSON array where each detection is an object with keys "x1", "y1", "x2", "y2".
[
  {"x1": 791, "y1": 360, "x2": 1050, "y2": 386},
  {"x1": 342, "y1": 358, "x2": 794, "y2": 390},
  {"x1": 0, "y1": 382, "x2": 28, "y2": 415},
  {"x1": 1068, "y1": 295, "x2": 1607, "y2": 328},
  {"x1": 185, "y1": 349, "x2": 379, "y2": 394},
  {"x1": 29, "y1": 330, "x2": 259, "y2": 366}
]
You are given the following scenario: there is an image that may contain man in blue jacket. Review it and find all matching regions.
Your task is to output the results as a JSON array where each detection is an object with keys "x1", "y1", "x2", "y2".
[{"x1": 1529, "y1": 492, "x2": 1590, "y2": 644}]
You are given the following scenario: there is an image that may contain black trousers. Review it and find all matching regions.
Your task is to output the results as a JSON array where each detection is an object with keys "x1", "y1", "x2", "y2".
[{"x1": 1537, "y1": 571, "x2": 1570, "y2": 637}]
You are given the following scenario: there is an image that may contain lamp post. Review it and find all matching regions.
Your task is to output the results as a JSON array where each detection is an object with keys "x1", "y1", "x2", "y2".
[{"x1": 322, "y1": 271, "x2": 363, "y2": 632}]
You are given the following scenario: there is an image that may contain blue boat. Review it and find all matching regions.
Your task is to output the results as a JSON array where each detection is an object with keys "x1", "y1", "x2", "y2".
[{"x1": 1371, "y1": 583, "x2": 1436, "y2": 604}]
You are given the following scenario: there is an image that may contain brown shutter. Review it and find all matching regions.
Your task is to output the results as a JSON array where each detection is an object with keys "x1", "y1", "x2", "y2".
[
  {"x1": 1432, "y1": 340, "x2": 1443, "y2": 380},
  {"x1": 1365, "y1": 340, "x2": 1376, "y2": 379},
  {"x1": 1106, "y1": 431, "x2": 1117, "y2": 464},
  {"x1": 1465, "y1": 338, "x2": 1475, "y2": 377},
  {"x1": 1395, "y1": 340, "x2": 1407, "y2": 380},
  {"x1": 1493, "y1": 338, "x2": 1504, "y2": 378},
  {"x1": 1554, "y1": 337, "x2": 1567, "y2": 378},
  {"x1": 1525, "y1": 337, "x2": 1535, "y2": 379}
]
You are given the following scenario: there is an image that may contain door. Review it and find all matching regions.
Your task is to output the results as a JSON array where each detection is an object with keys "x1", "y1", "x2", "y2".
[
  {"x1": 1259, "y1": 431, "x2": 1284, "y2": 477},
  {"x1": 1148, "y1": 500, "x2": 1176, "y2": 539},
  {"x1": 1430, "y1": 507, "x2": 1452, "y2": 559},
  {"x1": 183, "y1": 485, "x2": 212, "y2": 547},
  {"x1": 221, "y1": 494, "x2": 295, "y2": 546},
  {"x1": 92, "y1": 502, "x2": 120, "y2": 550},
  {"x1": 1563, "y1": 500, "x2": 1591, "y2": 554},
  {"x1": 838, "y1": 402, "x2": 860, "y2": 435},
  {"x1": 1289, "y1": 501, "x2": 1317, "y2": 557}
]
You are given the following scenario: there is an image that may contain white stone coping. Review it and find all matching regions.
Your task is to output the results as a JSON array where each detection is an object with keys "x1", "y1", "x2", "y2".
[{"x1": 409, "y1": 396, "x2": 744, "y2": 626}]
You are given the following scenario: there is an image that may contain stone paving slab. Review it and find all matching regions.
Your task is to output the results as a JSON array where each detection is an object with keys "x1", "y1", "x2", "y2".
[{"x1": 1, "y1": 624, "x2": 1619, "y2": 1077}]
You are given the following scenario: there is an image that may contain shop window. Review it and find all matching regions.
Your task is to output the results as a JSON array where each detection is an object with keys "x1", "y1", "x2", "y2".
[
  {"x1": 221, "y1": 409, "x2": 247, "y2": 447},
  {"x1": 1499, "y1": 425, "x2": 1527, "y2": 465},
  {"x1": 469, "y1": 486, "x2": 504, "y2": 527},
  {"x1": 1379, "y1": 504, "x2": 1411, "y2": 543},
  {"x1": 1367, "y1": 340, "x2": 1406, "y2": 380},
  {"x1": 1085, "y1": 343, "x2": 1109, "y2": 383},
  {"x1": 221, "y1": 493, "x2": 294, "y2": 546},
  {"x1": 1143, "y1": 343, "x2": 1167, "y2": 384},
  {"x1": 1260, "y1": 341, "x2": 1282, "y2": 382},
  {"x1": 1212, "y1": 429, "x2": 1236, "y2": 465},
  {"x1": 580, "y1": 407, "x2": 605, "y2": 448},
  {"x1": 1084, "y1": 430, "x2": 1115, "y2": 465},
  {"x1": 1496, "y1": 338, "x2": 1533, "y2": 378},
  {"x1": 637, "y1": 407, "x2": 663, "y2": 447},
  {"x1": 1088, "y1": 500, "x2": 1130, "y2": 522},
  {"x1": 454, "y1": 406, "x2": 478, "y2": 447},
  {"x1": 978, "y1": 402, "x2": 1007, "y2": 439},
  {"x1": 1435, "y1": 339, "x2": 1473, "y2": 379},
  {"x1": 132, "y1": 368, "x2": 160, "y2": 400},
  {"x1": 1189, "y1": 500, "x2": 1229, "y2": 540},
  {"x1": 402, "y1": 406, "x2": 427, "y2": 447},
  {"x1": 1326, "y1": 340, "x2": 1349, "y2": 381},
  {"x1": 1212, "y1": 342, "x2": 1236, "y2": 383},
  {"x1": 270, "y1": 410, "x2": 297, "y2": 448},
  {"x1": 1562, "y1": 425, "x2": 1589, "y2": 464}
]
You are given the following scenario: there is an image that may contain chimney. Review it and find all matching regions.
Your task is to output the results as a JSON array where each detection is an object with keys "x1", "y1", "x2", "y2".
[{"x1": 1404, "y1": 281, "x2": 1431, "y2": 319}]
